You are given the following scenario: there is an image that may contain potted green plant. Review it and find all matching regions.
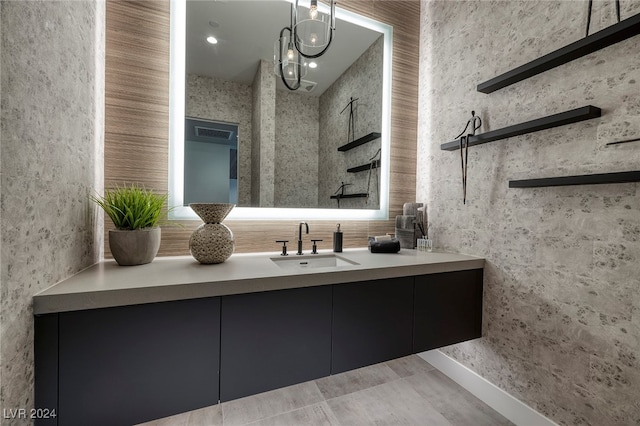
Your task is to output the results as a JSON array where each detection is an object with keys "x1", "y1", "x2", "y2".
[{"x1": 91, "y1": 184, "x2": 168, "y2": 266}]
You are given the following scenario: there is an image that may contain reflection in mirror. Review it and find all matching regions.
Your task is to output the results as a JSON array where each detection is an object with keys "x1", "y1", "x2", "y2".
[
  {"x1": 169, "y1": 0, "x2": 392, "y2": 220},
  {"x1": 184, "y1": 118, "x2": 239, "y2": 205}
]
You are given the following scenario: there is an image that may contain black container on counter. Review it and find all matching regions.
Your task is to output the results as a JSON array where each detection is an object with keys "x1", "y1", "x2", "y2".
[{"x1": 333, "y1": 224, "x2": 343, "y2": 252}]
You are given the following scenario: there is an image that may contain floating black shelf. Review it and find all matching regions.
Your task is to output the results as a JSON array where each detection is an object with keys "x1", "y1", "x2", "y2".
[
  {"x1": 440, "y1": 106, "x2": 601, "y2": 151},
  {"x1": 509, "y1": 170, "x2": 640, "y2": 188},
  {"x1": 330, "y1": 193, "x2": 368, "y2": 199},
  {"x1": 477, "y1": 13, "x2": 640, "y2": 93},
  {"x1": 337, "y1": 132, "x2": 381, "y2": 152},
  {"x1": 347, "y1": 160, "x2": 381, "y2": 173}
]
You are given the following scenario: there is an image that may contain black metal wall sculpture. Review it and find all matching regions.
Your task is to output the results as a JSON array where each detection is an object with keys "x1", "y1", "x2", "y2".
[
  {"x1": 586, "y1": 0, "x2": 620, "y2": 37},
  {"x1": 452, "y1": 111, "x2": 482, "y2": 204},
  {"x1": 366, "y1": 148, "x2": 381, "y2": 204},
  {"x1": 340, "y1": 97, "x2": 359, "y2": 144}
]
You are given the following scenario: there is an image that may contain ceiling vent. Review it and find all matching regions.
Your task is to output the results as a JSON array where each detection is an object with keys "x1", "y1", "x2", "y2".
[
  {"x1": 300, "y1": 79, "x2": 317, "y2": 93},
  {"x1": 195, "y1": 126, "x2": 233, "y2": 140}
]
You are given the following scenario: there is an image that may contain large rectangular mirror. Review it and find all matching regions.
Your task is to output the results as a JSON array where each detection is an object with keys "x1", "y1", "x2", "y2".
[{"x1": 169, "y1": 0, "x2": 392, "y2": 220}]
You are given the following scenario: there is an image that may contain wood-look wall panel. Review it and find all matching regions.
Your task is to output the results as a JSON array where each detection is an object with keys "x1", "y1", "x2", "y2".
[
  {"x1": 105, "y1": 0, "x2": 419, "y2": 257},
  {"x1": 106, "y1": 74, "x2": 169, "y2": 102},
  {"x1": 106, "y1": 107, "x2": 169, "y2": 140}
]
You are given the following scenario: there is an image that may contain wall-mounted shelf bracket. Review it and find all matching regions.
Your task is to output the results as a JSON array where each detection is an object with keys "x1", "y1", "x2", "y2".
[
  {"x1": 477, "y1": 13, "x2": 640, "y2": 93},
  {"x1": 440, "y1": 105, "x2": 601, "y2": 151},
  {"x1": 337, "y1": 132, "x2": 381, "y2": 152},
  {"x1": 509, "y1": 170, "x2": 640, "y2": 188}
]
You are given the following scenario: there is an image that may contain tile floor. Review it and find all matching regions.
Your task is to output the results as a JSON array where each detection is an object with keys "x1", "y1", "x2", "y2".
[{"x1": 138, "y1": 355, "x2": 513, "y2": 426}]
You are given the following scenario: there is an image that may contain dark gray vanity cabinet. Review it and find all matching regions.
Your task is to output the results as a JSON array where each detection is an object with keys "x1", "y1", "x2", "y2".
[
  {"x1": 413, "y1": 269, "x2": 483, "y2": 352},
  {"x1": 37, "y1": 297, "x2": 220, "y2": 426},
  {"x1": 220, "y1": 285, "x2": 332, "y2": 401},
  {"x1": 331, "y1": 277, "x2": 414, "y2": 373},
  {"x1": 34, "y1": 267, "x2": 484, "y2": 424}
]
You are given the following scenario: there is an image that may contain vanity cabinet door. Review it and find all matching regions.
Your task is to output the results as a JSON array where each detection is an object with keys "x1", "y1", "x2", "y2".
[
  {"x1": 413, "y1": 269, "x2": 483, "y2": 352},
  {"x1": 57, "y1": 297, "x2": 220, "y2": 426},
  {"x1": 331, "y1": 277, "x2": 414, "y2": 374},
  {"x1": 220, "y1": 285, "x2": 332, "y2": 402}
]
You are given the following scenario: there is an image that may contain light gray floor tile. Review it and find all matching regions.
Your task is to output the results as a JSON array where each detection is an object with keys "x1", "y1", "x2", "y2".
[
  {"x1": 404, "y1": 369, "x2": 465, "y2": 399},
  {"x1": 222, "y1": 381, "x2": 325, "y2": 426},
  {"x1": 136, "y1": 404, "x2": 222, "y2": 426},
  {"x1": 385, "y1": 354, "x2": 436, "y2": 378},
  {"x1": 405, "y1": 372, "x2": 514, "y2": 426},
  {"x1": 136, "y1": 360, "x2": 512, "y2": 426},
  {"x1": 315, "y1": 362, "x2": 401, "y2": 400},
  {"x1": 246, "y1": 402, "x2": 340, "y2": 426},
  {"x1": 327, "y1": 377, "x2": 454, "y2": 425},
  {"x1": 186, "y1": 404, "x2": 224, "y2": 425},
  {"x1": 455, "y1": 391, "x2": 514, "y2": 426},
  {"x1": 135, "y1": 411, "x2": 190, "y2": 426}
]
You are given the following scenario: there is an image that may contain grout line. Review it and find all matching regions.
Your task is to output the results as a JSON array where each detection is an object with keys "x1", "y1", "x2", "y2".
[
  {"x1": 240, "y1": 400, "x2": 333, "y2": 426},
  {"x1": 222, "y1": 356, "x2": 438, "y2": 425},
  {"x1": 320, "y1": 370, "x2": 409, "y2": 404}
]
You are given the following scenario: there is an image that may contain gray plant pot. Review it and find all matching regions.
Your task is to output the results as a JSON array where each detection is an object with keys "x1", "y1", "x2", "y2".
[{"x1": 109, "y1": 227, "x2": 161, "y2": 266}]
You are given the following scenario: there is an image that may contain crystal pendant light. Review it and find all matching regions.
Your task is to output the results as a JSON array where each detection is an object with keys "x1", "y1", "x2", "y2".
[{"x1": 293, "y1": 0, "x2": 335, "y2": 58}]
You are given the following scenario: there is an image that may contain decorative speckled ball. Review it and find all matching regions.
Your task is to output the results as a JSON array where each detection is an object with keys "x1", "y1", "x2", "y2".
[{"x1": 189, "y1": 203, "x2": 235, "y2": 264}]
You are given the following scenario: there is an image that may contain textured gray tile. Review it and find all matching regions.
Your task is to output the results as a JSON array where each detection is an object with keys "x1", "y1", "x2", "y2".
[
  {"x1": 246, "y1": 402, "x2": 339, "y2": 426},
  {"x1": 135, "y1": 411, "x2": 189, "y2": 426},
  {"x1": 402, "y1": 369, "x2": 464, "y2": 400},
  {"x1": 385, "y1": 354, "x2": 436, "y2": 378},
  {"x1": 137, "y1": 365, "x2": 511, "y2": 426},
  {"x1": 135, "y1": 405, "x2": 222, "y2": 426},
  {"x1": 315, "y1": 361, "x2": 400, "y2": 400},
  {"x1": 417, "y1": 1, "x2": 640, "y2": 424},
  {"x1": 187, "y1": 404, "x2": 223, "y2": 426},
  {"x1": 317, "y1": 36, "x2": 383, "y2": 210},
  {"x1": 274, "y1": 91, "x2": 320, "y2": 208},
  {"x1": 326, "y1": 377, "x2": 453, "y2": 425},
  {"x1": 406, "y1": 372, "x2": 513, "y2": 426},
  {"x1": 222, "y1": 381, "x2": 324, "y2": 426},
  {"x1": 1, "y1": 0, "x2": 103, "y2": 417}
]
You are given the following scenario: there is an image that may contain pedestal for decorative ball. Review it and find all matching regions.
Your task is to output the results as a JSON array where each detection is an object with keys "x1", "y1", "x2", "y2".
[{"x1": 189, "y1": 203, "x2": 235, "y2": 264}]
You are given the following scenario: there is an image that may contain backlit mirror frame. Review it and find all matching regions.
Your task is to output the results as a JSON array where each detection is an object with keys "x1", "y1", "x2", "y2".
[{"x1": 169, "y1": 0, "x2": 392, "y2": 220}]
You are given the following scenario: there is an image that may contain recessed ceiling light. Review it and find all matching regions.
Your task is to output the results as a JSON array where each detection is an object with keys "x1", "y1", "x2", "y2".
[
  {"x1": 207, "y1": 36, "x2": 218, "y2": 45},
  {"x1": 308, "y1": 62, "x2": 318, "y2": 69}
]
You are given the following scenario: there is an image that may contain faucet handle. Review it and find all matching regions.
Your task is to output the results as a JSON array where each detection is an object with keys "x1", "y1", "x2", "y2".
[
  {"x1": 276, "y1": 240, "x2": 289, "y2": 256},
  {"x1": 311, "y1": 239, "x2": 323, "y2": 254}
]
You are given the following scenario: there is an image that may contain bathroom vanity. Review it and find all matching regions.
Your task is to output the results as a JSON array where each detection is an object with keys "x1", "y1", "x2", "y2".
[{"x1": 33, "y1": 249, "x2": 484, "y2": 426}]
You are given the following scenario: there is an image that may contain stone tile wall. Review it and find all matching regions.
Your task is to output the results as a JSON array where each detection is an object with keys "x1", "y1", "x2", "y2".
[
  {"x1": 275, "y1": 90, "x2": 320, "y2": 208},
  {"x1": 0, "y1": 0, "x2": 104, "y2": 422},
  {"x1": 417, "y1": 1, "x2": 640, "y2": 424},
  {"x1": 318, "y1": 36, "x2": 383, "y2": 209},
  {"x1": 253, "y1": 60, "x2": 277, "y2": 207}
]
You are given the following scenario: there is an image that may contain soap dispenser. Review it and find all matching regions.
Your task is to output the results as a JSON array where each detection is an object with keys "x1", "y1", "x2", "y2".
[{"x1": 333, "y1": 224, "x2": 343, "y2": 252}]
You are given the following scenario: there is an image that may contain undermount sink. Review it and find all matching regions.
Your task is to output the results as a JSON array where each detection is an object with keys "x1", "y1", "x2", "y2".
[{"x1": 271, "y1": 254, "x2": 360, "y2": 269}]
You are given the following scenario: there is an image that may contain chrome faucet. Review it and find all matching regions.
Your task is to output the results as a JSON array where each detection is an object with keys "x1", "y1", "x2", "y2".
[{"x1": 297, "y1": 222, "x2": 309, "y2": 255}]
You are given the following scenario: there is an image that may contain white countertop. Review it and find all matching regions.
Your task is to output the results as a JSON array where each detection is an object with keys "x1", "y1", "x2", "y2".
[{"x1": 33, "y1": 248, "x2": 485, "y2": 315}]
